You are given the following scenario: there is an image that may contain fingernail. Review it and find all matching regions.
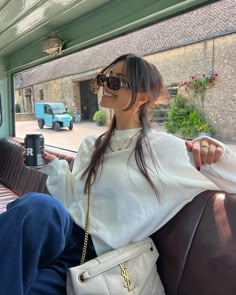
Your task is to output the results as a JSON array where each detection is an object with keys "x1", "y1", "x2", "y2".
[{"x1": 196, "y1": 166, "x2": 200, "y2": 171}]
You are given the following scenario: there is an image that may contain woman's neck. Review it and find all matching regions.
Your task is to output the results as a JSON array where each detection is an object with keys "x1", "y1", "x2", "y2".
[
  {"x1": 114, "y1": 111, "x2": 141, "y2": 130},
  {"x1": 115, "y1": 122, "x2": 141, "y2": 130}
]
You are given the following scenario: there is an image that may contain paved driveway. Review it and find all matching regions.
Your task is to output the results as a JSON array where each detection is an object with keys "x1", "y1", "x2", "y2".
[
  {"x1": 15, "y1": 120, "x2": 107, "y2": 152},
  {"x1": 16, "y1": 120, "x2": 236, "y2": 153}
]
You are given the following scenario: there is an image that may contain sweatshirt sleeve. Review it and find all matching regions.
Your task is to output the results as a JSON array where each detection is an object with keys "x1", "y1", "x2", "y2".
[
  {"x1": 152, "y1": 132, "x2": 236, "y2": 194},
  {"x1": 191, "y1": 136, "x2": 236, "y2": 193},
  {"x1": 40, "y1": 156, "x2": 76, "y2": 205},
  {"x1": 40, "y1": 135, "x2": 97, "y2": 206}
]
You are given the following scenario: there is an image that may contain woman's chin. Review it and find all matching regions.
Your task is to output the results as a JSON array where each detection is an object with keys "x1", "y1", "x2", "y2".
[{"x1": 99, "y1": 99, "x2": 112, "y2": 108}]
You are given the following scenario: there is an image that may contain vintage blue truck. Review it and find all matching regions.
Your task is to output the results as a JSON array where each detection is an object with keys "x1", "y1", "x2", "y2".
[{"x1": 35, "y1": 102, "x2": 73, "y2": 131}]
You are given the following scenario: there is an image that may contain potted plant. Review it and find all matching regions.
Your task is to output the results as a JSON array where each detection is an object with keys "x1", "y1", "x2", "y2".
[{"x1": 93, "y1": 110, "x2": 107, "y2": 126}]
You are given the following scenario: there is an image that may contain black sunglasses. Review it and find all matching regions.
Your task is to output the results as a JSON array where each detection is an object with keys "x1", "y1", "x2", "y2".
[{"x1": 95, "y1": 74, "x2": 130, "y2": 91}]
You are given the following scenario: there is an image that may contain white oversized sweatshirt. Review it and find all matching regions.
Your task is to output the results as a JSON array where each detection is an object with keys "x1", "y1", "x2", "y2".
[{"x1": 40, "y1": 129, "x2": 236, "y2": 256}]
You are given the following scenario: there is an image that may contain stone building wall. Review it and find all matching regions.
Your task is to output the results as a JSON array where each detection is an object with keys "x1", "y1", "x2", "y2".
[
  {"x1": 33, "y1": 76, "x2": 75, "y2": 111},
  {"x1": 145, "y1": 33, "x2": 236, "y2": 143},
  {"x1": 208, "y1": 34, "x2": 236, "y2": 143}
]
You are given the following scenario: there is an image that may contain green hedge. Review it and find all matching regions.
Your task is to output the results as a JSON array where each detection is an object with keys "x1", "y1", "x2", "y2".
[{"x1": 164, "y1": 95, "x2": 213, "y2": 138}]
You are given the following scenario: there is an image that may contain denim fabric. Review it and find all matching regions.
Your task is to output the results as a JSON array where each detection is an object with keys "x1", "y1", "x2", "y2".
[{"x1": 0, "y1": 192, "x2": 96, "y2": 295}]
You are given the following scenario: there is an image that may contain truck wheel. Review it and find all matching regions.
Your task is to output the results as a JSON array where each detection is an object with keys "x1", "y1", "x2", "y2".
[
  {"x1": 53, "y1": 122, "x2": 60, "y2": 131},
  {"x1": 38, "y1": 119, "x2": 44, "y2": 129},
  {"x1": 69, "y1": 121, "x2": 73, "y2": 130}
]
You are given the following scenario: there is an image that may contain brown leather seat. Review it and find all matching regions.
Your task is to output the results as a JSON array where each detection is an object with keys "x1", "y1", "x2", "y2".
[
  {"x1": 0, "y1": 137, "x2": 49, "y2": 198},
  {"x1": 152, "y1": 190, "x2": 236, "y2": 295}
]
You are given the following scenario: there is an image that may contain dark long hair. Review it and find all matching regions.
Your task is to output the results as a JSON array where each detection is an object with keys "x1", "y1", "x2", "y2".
[{"x1": 82, "y1": 54, "x2": 166, "y2": 196}]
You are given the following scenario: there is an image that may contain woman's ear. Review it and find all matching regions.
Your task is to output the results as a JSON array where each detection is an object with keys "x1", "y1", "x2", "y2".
[{"x1": 136, "y1": 93, "x2": 149, "y2": 107}]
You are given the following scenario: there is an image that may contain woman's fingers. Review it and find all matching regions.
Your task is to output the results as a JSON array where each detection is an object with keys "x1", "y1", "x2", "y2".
[
  {"x1": 43, "y1": 151, "x2": 56, "y2": 163},
  {"x1": 185, "y1": 140, "x2": 193, "y2": 152},
  {"x1": 21, "y1": 151, "x2": 26, "y2": 164},
  {"x1": 205, "y1": 143, "x2": 216, "y2": 164},
  {"x1": 191, "y1": 141, "x2": 202, "y2": 169},
  {"x1": 214, "y1": 146, "x2": 224, "y2": 162},
  {"x1": 22, "y1": 150, "x2": 55, "y2": 166},
  {"x1": 186, "y1": 139, "x2": 224, "y2": 170}
]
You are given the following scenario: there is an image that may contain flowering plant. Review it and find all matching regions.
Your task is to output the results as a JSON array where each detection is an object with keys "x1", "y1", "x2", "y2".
[{"x1": 181, "y1": 72, "x2": 219, "y2": 94}]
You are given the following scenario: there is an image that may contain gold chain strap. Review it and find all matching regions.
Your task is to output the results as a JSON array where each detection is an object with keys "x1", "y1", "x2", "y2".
[{"x1": 80, "y1": 180, "x2": 91, "y2": 265}]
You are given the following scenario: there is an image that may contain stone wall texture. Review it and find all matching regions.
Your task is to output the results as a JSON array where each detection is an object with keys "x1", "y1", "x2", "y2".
[
  {"x1": 33, "y1": 76, "x2": 75, "y2": 110},
  {"x1": 145, "y1": 33, "x2": 236, "y2": 143}
]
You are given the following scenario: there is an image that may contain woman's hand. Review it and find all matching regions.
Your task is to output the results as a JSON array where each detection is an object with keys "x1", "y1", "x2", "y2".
[
  {"x1": 43, "y1": 151, "x2": 56, "y2": 165},
  {"x1": 21, "y1": 150, "x2": 56, "y2": 167},
  {"x1": 185, "y1": 139, "x2": 224, "y2": 170}
]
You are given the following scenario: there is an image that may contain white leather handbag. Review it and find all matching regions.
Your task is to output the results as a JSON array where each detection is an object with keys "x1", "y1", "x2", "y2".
[
  {"x1": 66, "y1": 182, "x2": 165, "y2": 295},
  {"x1": 67, "y1": 237, "x2": 165, "y2": 295}
]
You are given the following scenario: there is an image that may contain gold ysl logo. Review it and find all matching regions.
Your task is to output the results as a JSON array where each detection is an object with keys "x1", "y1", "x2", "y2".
[{"x1": 119, "y1": 262, "x2": 135, "y2": 292}]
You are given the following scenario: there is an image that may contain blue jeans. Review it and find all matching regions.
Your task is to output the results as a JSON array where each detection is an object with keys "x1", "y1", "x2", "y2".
[{"x1": 0, "y1": 192, "x2": 96, "y2": 295}]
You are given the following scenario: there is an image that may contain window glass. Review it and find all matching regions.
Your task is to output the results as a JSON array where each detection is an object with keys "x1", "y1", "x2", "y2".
[
  {"x1": 39, "y1": 89, "x2": 44, "y2": 100},
  {"x1": 51, "y1": 103, "x2": 66, "y2": 115},
  {"x1": 0, "y1": 94, "x2": 2, "y2": 126}
]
